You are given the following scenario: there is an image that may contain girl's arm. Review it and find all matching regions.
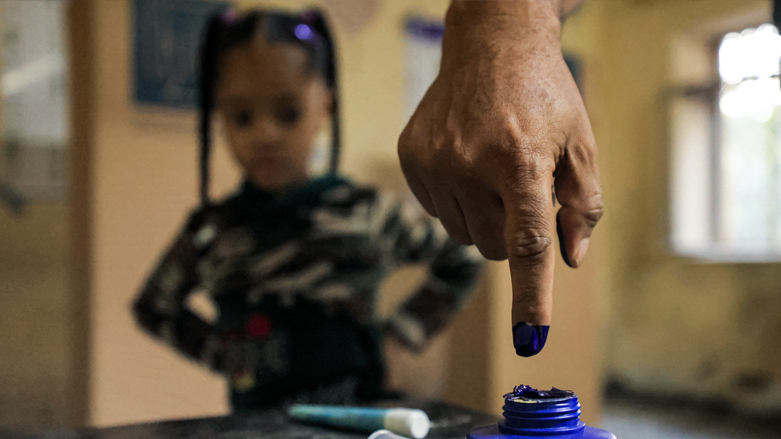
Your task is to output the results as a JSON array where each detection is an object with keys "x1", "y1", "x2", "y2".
[
  {"x1": 132, "y1": 213, "x2": 223, "y2": 372},
  {"x1": 381, "y1": 198, "x2": 484, "y2": 351}
]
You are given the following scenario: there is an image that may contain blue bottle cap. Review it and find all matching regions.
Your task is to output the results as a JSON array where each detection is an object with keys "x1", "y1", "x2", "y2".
[
  {"x1": 467, "y1": 385, "x2": 616, "y2": 439},
  {"x1": 499, "y1": 385, "x2": 585, "y2": 436}
]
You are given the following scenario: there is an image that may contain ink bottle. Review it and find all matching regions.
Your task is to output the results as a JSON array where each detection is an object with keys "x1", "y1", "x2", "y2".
[{"x1": 467, "y1": 385, "x2": 616, "y2": 439}]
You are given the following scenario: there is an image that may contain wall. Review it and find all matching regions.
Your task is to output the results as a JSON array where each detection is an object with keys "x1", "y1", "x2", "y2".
[
  {"x1": 60, "y1": 0, "x2": 781, "y2": 430},
  {"x1": 86, "y1": 0, "x2": 234, "y2": 426},
  {"x1": 590, "y1": 0, "x2": 781, "y2": 413},
  {"x1": 0, "y1": 204, "x2": 70, "y2": 433},
  {"x1": 72, "y1": 0, "x2": 604, "y2": 428},
  {"x1": 0, "y1": 1, "x2": 71, "y2": 434}
]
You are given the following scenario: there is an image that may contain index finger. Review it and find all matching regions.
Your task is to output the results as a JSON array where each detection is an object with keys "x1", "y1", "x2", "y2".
[{"x1": 502, "y1": 167, "x2": 556, "y2": 357}]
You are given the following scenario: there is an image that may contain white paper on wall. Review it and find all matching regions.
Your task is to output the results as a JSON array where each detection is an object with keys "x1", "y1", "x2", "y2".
[{"x1": 404, "y1": 18, "x2": 444, "y2": 122}]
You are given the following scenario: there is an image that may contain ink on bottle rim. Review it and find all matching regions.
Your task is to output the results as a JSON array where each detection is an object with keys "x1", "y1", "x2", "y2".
[{"x1": 503, "y1": 385, "x2": 577, "y2": 404}]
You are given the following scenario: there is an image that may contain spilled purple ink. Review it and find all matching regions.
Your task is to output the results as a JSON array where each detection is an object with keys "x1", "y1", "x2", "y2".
[{"x1": 504, "y1": 385, "x2": 574, "y2": 401}]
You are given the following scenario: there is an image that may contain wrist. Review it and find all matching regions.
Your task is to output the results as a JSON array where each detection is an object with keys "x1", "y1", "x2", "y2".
[
  {"x1": 443, "y1": 0, "x2": 564, "y2": 68},
  {"x1": 446, "y1": 0, "x2": 562, "y2": 36},
  {"x1": 441, "y1": 1, "x2": 564, "y2": 74}
]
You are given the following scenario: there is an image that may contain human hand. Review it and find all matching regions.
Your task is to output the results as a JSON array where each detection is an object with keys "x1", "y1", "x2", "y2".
[{"x1": 397, "y1": 0, "x2": 602, "y2": 356}]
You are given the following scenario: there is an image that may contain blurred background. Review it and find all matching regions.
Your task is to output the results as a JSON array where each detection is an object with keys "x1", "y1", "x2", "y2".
[{"x1": 1, "y1": 0, "x2": 780, "y2": 438}]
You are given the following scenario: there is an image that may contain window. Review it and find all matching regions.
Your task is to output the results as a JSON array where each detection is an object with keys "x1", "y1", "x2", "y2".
[{"x1": 670, "y1": 23, "x2": 781, "y2": 261}]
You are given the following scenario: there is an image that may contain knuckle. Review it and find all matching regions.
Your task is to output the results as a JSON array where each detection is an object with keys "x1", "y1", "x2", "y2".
[
  {"x1": 427, "y1": 136, "x2": 455, "y2": 171},
  {"x1": 582, "y1": 136, "x2": 599, "y2": 157},
  {"x1": 451, "y1": 148, "x2": 478, "y2": 177},
  {"x1": 518, "y1": 159, "x2": 549, "y2": 182},
  {"x1": 431, "y1": 131, "x2": 451, "y2": 149},
  {"x1": 504, "y1": 149, "x2": 554, "y2": 186},
  {"x1": 504, "y1": 168, "x2": 542, "y2": 198},
  {"x1": 572, "y1": 139, "x2": 599, "y2": 166},
  {"x1": 507, "y1": 232, "x2": 552, "y2": 265},
  {"x1": 581, "y1": 193, "x2": 605, "y2": 227},
  {"x1": 506, "y1": 122, "x2": 548, "y2": 155},
  {"x1": 583, "y1": 204, "x2": 605, "y2": 228}
]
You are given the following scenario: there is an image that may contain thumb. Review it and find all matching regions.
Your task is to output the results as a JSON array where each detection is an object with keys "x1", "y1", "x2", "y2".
[{"x1": 554, "y1": 132, "x2": 604, "y2": 268}]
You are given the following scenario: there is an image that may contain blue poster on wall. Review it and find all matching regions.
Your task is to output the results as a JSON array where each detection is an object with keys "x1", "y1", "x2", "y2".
[{"x1": 133, "y1": 0, "x2": 228, "y2": 109}]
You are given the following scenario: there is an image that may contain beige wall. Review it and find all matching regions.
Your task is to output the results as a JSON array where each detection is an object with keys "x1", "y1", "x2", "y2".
[
  {"x1": 57, "y1": 0, "x2": 781, "y2": 430},
  {"x1": 20, "y1": 0, "x2": 781, "y2": 433},
  {"x1": 0, "y1": 2, "x2": 70, "y2": 434},
  {"x1": 75, "y1": 0, "x2": 604, "y2": 427},
  {"x1": 0, "y1": 204, "x2": 70, "y2": 432},
  {"x1": 590, "y1": 0, "x2": 781, "y2": 411},
  {"x1": 87, "y1": 0, "x2": 233, "y2": 426}
]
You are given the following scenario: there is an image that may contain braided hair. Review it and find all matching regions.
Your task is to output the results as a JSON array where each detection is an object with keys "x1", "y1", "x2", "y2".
[{"x1": 198, "y1": 9, "x2": 340, "y2": 207}]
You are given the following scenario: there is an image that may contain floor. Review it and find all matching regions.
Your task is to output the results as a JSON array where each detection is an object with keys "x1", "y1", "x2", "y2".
[{"x1": 601, "y1": 400, "x2": 781, "y2": 439}]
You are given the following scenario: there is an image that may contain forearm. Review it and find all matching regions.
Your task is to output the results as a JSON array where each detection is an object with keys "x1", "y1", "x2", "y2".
[
  {"x1": 441, "y1": 0, "x2": 577, "y2": 74},
  {"x1": 386, "y1": 241, "x2": 483, "y2": 351},
  {"x1": 133, "y1": 291, "x2": 221, "y2": 370},
  {"x1": 132, "y1": 222, "x2": 222, "y2": 370},
  {"x1": 447, "y1": 0, "x2": 583, "y2": 27}
]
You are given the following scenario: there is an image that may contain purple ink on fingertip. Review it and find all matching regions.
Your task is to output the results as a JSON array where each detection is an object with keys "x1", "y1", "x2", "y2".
[{"x1": 512, "y1": 322, "x2": 549, "y2": 357}]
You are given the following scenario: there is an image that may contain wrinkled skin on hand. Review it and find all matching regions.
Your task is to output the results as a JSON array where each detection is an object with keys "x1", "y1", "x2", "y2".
[{"x1": 397, "y1": 1, "x2": 603, "y2": 348}]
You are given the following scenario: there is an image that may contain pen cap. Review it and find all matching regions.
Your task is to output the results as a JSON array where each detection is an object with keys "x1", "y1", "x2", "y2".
[{"x1": 384, "y1": 408, "x2": 430, "y2": 439}]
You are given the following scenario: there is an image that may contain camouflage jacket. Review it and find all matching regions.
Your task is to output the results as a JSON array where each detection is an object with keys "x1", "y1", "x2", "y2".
[{"x1": 133, "y1": 175, "x2": 482, "y2": 410}]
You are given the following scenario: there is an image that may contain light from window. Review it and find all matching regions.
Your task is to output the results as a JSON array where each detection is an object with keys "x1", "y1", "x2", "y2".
[
  {"x1": 719, "y1": 25, "x2": 781, "y2": 256},
  {"x1": 719, "y1": 24, "x2": 781, "y2": 84}
]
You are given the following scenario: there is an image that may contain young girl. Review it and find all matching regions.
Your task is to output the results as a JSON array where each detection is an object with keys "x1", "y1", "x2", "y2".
[{"x1": 133, "y1": 8, "x2": 482, "y2": 413}]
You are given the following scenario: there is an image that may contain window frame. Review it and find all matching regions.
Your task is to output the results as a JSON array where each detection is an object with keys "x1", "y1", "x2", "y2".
[{"x1": 666, "y1": 16, "x2": 781, "y2": 263}]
